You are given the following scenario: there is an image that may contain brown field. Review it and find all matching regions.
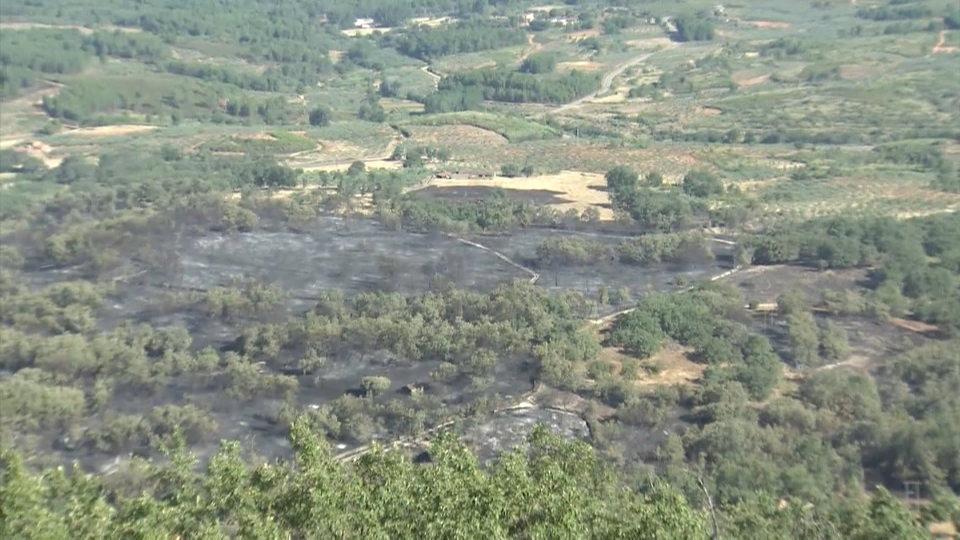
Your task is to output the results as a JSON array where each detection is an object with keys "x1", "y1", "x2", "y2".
[
  {"x1": 598, "y1": 341, "x2": 703, "y2": 388},
  {"x1": 406, "y1": 124, "x2": 509, "y2": 147},
  {"x1": 416, "y1": 170, "x2": 615, "y2": 220}
]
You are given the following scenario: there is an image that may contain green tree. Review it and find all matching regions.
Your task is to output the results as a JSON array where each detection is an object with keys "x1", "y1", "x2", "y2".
[
  {"x1": 308, "y1": 106, "x2": 331, "y2": 127},
  {"x1": 820, "y1": 321, "x2": 850, "y2": 361},
  {"x1": 605, "y1": 165, "x2": 639, "y2": 195},
  {"x1": 788, "y1": 311, "x2": 820, "y2": 367}
]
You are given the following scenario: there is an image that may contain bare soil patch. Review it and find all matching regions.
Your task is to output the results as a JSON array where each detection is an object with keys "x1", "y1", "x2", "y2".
[
  {"x1": 928, "y1": 521, "x2": 957, "y2": 539},
  {"x1": 416, "y1": 170, "x2": 614, "y2": 220},
  {"x1": 700, "y1": 107, "x2": 722, "y2": 116},
  {"x1": 932, "y1": 30, "x2": 960, "y2": 54},
  {"x1": 748, "y1": 20, "x2": 790, "y2": 29},
  {"x1": 566, "y1": 29, "x2": 600, "y2": 41},
  {"x1": 65, "y1": 125, "x2": 158, "y2": 138},
  {"x1": 10, "y1": 140, "x2": 62, "y2": 168},
  {"x1": 557, "y1": 60, "x2": 604, "y2": 71},
  {"x1": 888, "y1": 317, "x2": 939, "y2": 335},
  {"x1": 637, "y1": 343, "x2": 703, "y2": 387},
  {"x1": 733, "y1": 73, "x2": 770, "y2": 87}
]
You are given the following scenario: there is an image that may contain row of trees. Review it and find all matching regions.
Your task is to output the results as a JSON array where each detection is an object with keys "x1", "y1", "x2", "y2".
[
  {"x1": 389, "y1": 20, "x2": 527, "y2": 61},
  {"x1": 533, "y1": 231, "x2": 714, "y2": 268}
]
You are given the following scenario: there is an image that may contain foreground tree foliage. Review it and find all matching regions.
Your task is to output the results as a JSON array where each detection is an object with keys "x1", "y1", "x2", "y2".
[{"x1": 0, "y1": 420, "x2": 932, "y2": 540}]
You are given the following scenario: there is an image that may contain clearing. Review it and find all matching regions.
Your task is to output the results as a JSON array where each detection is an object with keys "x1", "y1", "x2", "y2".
[{"x1": 414, "y1": 170, "x2": 613, "y2": 220}]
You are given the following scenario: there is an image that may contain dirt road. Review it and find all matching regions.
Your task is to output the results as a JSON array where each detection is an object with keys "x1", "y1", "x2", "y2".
[{"x1": 552, "y1": 44, "x2": 676, "y2": 114}]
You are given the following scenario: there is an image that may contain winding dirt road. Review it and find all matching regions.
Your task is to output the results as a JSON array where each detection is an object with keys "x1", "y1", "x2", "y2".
[{"x1": 552, "y1": 44, "x2": 677, "y2": 114}]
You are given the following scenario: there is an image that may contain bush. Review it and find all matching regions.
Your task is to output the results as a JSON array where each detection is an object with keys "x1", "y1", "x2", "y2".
[
  {"x1": 682, "y1": 170, "x2": 724, "y2": 198},
  {"x1": 361, "y1": 376, "x2": 391, "y2": 396}
]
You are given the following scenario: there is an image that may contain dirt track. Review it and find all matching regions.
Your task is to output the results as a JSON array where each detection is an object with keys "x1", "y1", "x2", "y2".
[
  {"x1": 932, "y1": 30, "x2": 959, "y2": 54},
  {"x1": 552, "y1": 43, "x2": 677, "y2": 114}
]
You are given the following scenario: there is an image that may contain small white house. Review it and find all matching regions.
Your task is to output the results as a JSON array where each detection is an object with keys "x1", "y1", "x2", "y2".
[{"x1": 354, "y1": 18, "x2": 374, "y2": 29}]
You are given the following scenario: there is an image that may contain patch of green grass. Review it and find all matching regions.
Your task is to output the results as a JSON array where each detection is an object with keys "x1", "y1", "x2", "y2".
[{"x1": 402, "y1": 111, "x2": 559, "y2": 142}]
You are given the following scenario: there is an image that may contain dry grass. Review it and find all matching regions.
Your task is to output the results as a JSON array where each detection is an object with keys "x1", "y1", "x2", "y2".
[
  {"x1": 296, "y1": 159, "x2": 402, "y2": 173},
  {"x1": 0, "y1": 22, "x2": 141, "y2": 34},
  {"x1": 381, "y1": 98, "x2": 425, "y2": 112},
  {"x1": 699, "y1": 107, "x2": 722, "y2": 116},
  {"x1": 64, "y1": 125, "x2": 158, "y2": 138},
  {"x1": 928, "y1": 521, "x2": 957, "y2": 539},
  {"x1": 626, "y1": 37, "x2": 674, "y2": 50},
  {"x1": 566, "y1": 29, "x2": 600, "y2": 41},
  {"x1": 0, "y1": 138, "x2": 26, "y2": 150},
  {"x1": 409, "y1": 16, "x2": 457, "y2": 28},
  {"x1": 407, "y1": 124, "x2": 509, "y2": 147},
  {"x1": 933, "y1": 31, "x2": 960, "y2": 54},
  {"x1": 417, "y1": 170, "x2": 615, "y2": 220},
  {"x1": 888, "y1": 317, "x2": 939, "y2": 334},
  {"x1": 8, "y1": 140, "x2": 62, "y2": 168},
  {"x1": 556, "y1": 61, "x2": 604, "y2": 71},
  {"x1": 636, "y1": 343, "x2": 704, "y2": 388},
  {"x1": 748, "y1": 20, "x2": 790, "y2": 29},
  {"x1": 733, "y1": 73, "x2": 770, "y2": 87}
]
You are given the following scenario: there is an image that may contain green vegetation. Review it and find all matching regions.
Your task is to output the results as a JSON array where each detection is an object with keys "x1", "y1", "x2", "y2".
[
  {"x1": 428, "y1": 68, "x2": 599, "y2": 110},
  {"x1": 402, "y1": 111, "x2": 559, "y2": 142},
  {"x1": 201, "y1": 132, "x2": 317, "y2": 155},
  {"x1": 389, "y1": 19, "x2": 527, "y2": 61}
]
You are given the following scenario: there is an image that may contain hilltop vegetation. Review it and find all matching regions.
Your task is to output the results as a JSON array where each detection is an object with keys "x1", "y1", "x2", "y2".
[{"x1": 2, "y1": 0, "x2": 960, "y2": 536}]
